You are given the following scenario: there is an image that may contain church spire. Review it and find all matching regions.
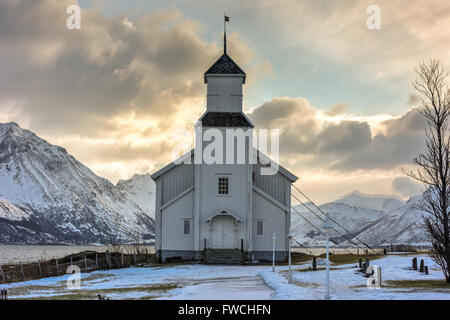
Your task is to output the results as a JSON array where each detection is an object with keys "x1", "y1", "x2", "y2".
[{"x1": 224, "y1": 15, "x2": 229, "y2": 54}]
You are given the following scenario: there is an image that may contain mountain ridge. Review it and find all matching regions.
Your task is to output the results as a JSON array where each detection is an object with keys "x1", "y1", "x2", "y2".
[{"x1": 0, "y1": 122, "x2": 154, "y2": 244}]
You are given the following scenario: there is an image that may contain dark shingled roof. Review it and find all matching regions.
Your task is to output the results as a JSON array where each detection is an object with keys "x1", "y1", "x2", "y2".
[
  {"x1": 204, "y1": 54, "x2": 246, "y2": 83},
  {"x1": 201, "y1": 112, "x2": 254, "y2": 127}
]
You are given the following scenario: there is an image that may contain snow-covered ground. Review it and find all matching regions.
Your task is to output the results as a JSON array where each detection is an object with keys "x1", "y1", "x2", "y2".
[{"x1": 1, "y1": 254, "x2": 449, "y2": 300}]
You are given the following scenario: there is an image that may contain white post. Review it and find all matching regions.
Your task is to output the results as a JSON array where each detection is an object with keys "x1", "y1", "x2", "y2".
[
  {"x1": 323, "y1": 217, "x2": 332, "y2": 300},
  {"x1": 325, "y1": 232, "x2": 330, "y2": 300},
  {"x1": 272, "y1": 233, "x2": 276, "y2": 272},
  {"x1": 288, "y1": 233, "x2": 293, "y2": 283}
]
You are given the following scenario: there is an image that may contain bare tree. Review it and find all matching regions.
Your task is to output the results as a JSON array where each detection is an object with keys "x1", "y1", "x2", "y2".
[{"x1": 406, "y1": 59, "x2": 450, "y2": 282}]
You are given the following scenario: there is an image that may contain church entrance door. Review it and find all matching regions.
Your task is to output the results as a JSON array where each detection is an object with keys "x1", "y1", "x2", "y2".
[{"x1": 211, "y1": 216, "x2": 236, "y2": 249}]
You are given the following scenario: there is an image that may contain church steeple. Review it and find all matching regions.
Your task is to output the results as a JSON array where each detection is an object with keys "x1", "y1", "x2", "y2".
[
  {"x1": 224, "y1": 14, "x2": 229, "y2": 54},
  {"x1": 204, "y1": 16, "x2": 246, "y2": 84}
]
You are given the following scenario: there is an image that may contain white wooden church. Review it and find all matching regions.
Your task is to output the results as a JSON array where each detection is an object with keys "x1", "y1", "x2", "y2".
[{"x1": 151, "y1": 25, "x2": 297, "y2": 263}]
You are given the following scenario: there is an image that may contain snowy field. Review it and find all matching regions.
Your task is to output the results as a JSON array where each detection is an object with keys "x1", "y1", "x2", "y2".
[{"x1": 1, "y1": 253, "x2": 449, "y2": 300}]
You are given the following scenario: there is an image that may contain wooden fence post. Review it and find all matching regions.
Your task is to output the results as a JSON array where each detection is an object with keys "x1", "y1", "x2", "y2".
[
  {"x1": 146, "y1": 249, "x2": 149, "y2": 263},
  {"x1": 358, "y1": 258, "x2": 362, "y2": 269},
  {"x1": 38, "y1": 260, "x2": 42, "y2": 276},
  {"x1": 312, "y1": 256, "x2": 317, "y2": 271},
  {"x1": 133, "y1": 253, "x2": 136, "y2": 265},
  {"x1": 425, "y1": 266, "x2": 429, "y2": 275},
  {"x1": 20, "y1": 261, "x2": 25, "y2": 280},
  {"x1": 420, "y1": 259, "x2": 424, "y2": 273},
  {"x1": 106, "y1": 251, "x2": 111, "y2": 269},
  {"x1": 121, "y1": 252, "x2": 124, "y2": 268},
  {"x1": 0, "y1": 264, "x2": 5, "y2": 282},
  {"x1": 412, "y1": 257, "x2": 417, "y2": 270},
  {"x1": 56, "y1": 259, "x2": 59, "y2": 273},
  {"x1": 96, "y1": 254, "x2": 99, "y2": 270}
]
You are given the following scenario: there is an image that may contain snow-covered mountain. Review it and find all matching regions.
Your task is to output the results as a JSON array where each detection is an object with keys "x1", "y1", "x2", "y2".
[
  {"x1": 117, "y1": 174, "x2": 155, "y2": 219},
  {"x1": 0, "y1": 122, "x2": 154, "y2": 244},
  {"x1": 291, "y1": 191, "x2": 429, "y2": 247},
  {"x1": 335, "y1": 191, "x2": 404, "y2": 212}
]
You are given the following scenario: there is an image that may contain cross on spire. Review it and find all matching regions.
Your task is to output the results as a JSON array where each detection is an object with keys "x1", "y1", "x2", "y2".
[{"x1": 224, "y1": 14, "x2": 229, "y2": 54}]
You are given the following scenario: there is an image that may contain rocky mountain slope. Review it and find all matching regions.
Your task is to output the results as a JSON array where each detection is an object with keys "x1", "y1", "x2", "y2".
[
  {"x1": 0, "y1": 122, "x2": 154, "y2": 244},
  {"x1": 291, "y1": 191, "x2": 429, "y2": 247},
  {"x1": 116, "y1": 174, "x2": 155, "y2": 219}
]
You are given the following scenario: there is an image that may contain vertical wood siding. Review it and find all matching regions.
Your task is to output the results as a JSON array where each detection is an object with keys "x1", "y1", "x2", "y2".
[
  {"x1": 253, "y1": 163, "x2": 287, "y2": 206},
  {"x1": 161, "y1": 164, "x2": 194, "y2": 205},
  {"x1": 252, "y1": 191, "x2": 286, "y2": 251},
  {"x1": 161, "y1": 190, "x2": 194, "y2": 250}
]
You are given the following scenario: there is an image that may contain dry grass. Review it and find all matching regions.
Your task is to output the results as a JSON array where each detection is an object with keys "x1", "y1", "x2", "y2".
[
  {"x1": 385, "y1": 280, "x2": 450, "y2": 289},
  {"x1": 9, "y1": 282, "x2": 180, "y2": 300}
]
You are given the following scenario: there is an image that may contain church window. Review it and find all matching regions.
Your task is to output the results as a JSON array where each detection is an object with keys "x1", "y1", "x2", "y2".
[
  {"x1": 257, "y1": 220, "x2": 264, "y2": 236},
  {"x1": 184, "y1": 219, "x2": 190, "y2": 235},
  {"x1": 218, "y1": 177, "x2": 229, "y2": 195}
]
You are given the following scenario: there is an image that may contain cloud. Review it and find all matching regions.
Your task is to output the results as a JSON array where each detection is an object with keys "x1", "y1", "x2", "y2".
[
  {"x1": 392, "y1": 177, "x2": 423, "y2": 198},
  {"x1": 326, "y1": 103, "x2": 348, "y2": 116},
  {"x1": 250, "y1": 0, "x2": 450, "y2": 81},
  {"x1": 0, "y1": 0, "x2": 267, "y2": 181},
  {"x1": 407, "y1": 94, "x2": 420, "y2": 105},
  {"x1": 248, "y1": 96, "x2": 426, "y2": 172}
]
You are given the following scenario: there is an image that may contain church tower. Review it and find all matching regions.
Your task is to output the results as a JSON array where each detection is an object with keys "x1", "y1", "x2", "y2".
[
  {"x1": 151, "y1": 17, "x2": 297, "y2": 264},
  {"x1": 198, "y1": 19, "x2": 253, "y2": 128}
]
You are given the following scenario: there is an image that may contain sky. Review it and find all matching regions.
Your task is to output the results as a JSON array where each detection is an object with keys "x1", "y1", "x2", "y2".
[{"x1": 1, "y1": 0, "x2": 449, "y2": 203}]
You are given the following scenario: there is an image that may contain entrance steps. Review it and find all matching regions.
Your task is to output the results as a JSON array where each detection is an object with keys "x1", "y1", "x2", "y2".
[{"x1": 204, "y1": 249, "x2": 243, "y2": 265}]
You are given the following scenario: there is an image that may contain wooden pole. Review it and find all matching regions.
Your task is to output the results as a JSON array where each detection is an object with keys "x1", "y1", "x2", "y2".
[
  {"x1": 420, "y1": 259, "x2": 424, "y2": 273},
  {"x1": 121, "y1": 252, "x2": 124, "y2": 268},
  {"x1": 56, "y1": 259, "x2": 59, "y2": 273},
  {"x1": 412, "y1": 257, "x2": 417, "y2": 270},
  {"x1": 425, "y1": 266, "x2": 429, "y2": 275},
  {"x1": 20, "y1": 261, "x2": 25, "y2": 280},
  {"x1": 96, "y1": 254, "x2": 99, "y2": 270},
  {"x1": 312, "y1": 256, "x2": 317, "y2": 271},
  {"x1": 0, "y1": 264, "x2": 5, "y2": 282},
  {"x1": 38, "y1": 260, "x2": 42, "y2": 276}
]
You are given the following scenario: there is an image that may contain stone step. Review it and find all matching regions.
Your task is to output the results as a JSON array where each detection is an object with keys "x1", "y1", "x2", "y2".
[{"x1": 204, "y1": 249, "x2": 243, "y2": 265}]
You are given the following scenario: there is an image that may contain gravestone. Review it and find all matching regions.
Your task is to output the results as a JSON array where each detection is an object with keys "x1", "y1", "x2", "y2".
[{"x1": 412, "y1": 257, "x2": 417, "y2": 270}]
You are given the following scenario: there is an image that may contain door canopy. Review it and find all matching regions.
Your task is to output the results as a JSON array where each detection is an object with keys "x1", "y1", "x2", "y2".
[{"x1": 206, "y1": 210, "x2": 241, "y2": 231}]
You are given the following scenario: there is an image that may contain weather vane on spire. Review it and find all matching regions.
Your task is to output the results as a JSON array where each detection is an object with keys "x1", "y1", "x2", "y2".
[{"x1": 224, "y1": 14, "x2": 229, "y2": 54}]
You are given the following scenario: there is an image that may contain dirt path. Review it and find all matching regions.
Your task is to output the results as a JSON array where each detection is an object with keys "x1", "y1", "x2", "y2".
[{"x1": 162, "y1": 275, "x2": 274, "y2": 300}]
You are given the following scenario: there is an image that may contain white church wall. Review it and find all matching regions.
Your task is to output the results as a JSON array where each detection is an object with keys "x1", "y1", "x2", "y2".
[
  {"x1": 161, "y1": 163, "x2": 194, "y2": 205},
  {"x1": 161, "y1": 190, "x2": 194, "y2": 250},
  {"x1": 252, "y1": 191, "x2": 286, "y2": 251},
  {"x1": 206, "y1": 76, "x2": 243, "y2": 112},
  {"x1": 253, "y1": 163, "x2": 289, "y2": 206},
  {"x1": 198, "y1": 163, "x2": 251, "y2": 249}
]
